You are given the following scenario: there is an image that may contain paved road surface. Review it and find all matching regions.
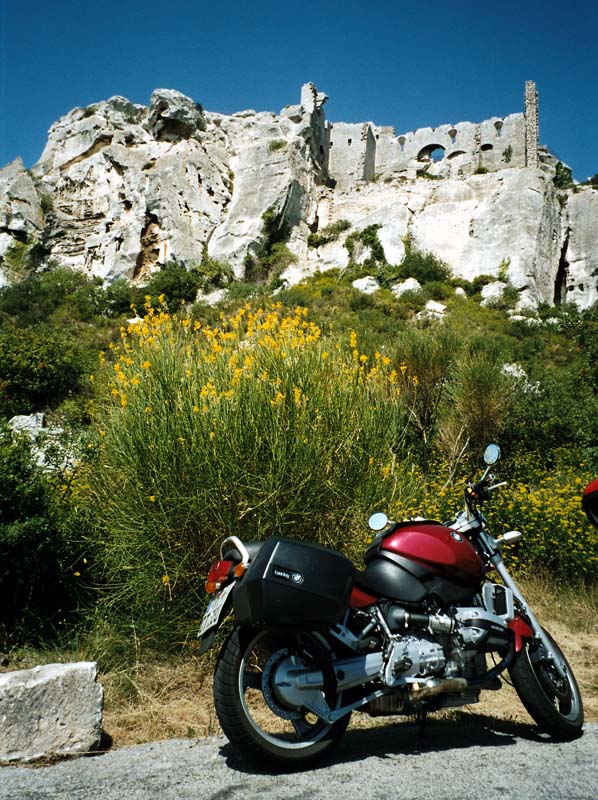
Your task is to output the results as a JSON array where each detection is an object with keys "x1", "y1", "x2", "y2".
[{"x1": 1, "y1": 718, "x2": 596, "y2": 800}]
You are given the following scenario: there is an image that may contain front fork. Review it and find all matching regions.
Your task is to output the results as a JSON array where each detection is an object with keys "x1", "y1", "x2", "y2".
[{"x1": 489, "y1": 551, "x2": 568, "y2": 681}]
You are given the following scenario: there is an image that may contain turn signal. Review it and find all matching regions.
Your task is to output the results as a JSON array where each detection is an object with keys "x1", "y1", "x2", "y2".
[
  {"x1": 233, "y1": 563, "x2": 247, "y2": 578},
  {"x1": 205, "y1": 559, "x2": 234, "y2": 594}
]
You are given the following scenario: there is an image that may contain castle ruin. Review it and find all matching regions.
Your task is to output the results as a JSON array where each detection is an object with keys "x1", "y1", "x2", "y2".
[{"x1": 326, "y1": 81, "x2": 545, "y2": 188}]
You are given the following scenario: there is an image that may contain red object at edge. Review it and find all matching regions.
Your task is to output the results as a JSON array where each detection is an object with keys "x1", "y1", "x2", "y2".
[{"x1": 508, "y1": 615, "x2": 534, "y2": 652}]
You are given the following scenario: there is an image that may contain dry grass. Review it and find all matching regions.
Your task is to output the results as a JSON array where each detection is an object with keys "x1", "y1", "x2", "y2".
[{"x1": 100, "y1": 578, "x2": 598, "y2": 747}]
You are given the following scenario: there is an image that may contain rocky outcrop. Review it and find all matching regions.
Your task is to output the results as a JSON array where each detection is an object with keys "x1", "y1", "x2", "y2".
[
  {"x1": 0, "y1": 662, "x2": 103, "y2": 762},
  {"x1": 0, "y1": 83, "x2": 596, "y2": 309}
]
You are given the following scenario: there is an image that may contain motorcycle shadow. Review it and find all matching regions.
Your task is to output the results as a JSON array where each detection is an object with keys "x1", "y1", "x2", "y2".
[{"x1": 222, "y1": 712, "x2": 542, "y2": 774}]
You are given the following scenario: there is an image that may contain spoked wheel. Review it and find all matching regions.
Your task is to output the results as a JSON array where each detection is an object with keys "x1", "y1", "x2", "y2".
[
  {"x1": 213, "y1": 626, "x2": 351, "y2": 767},
  {"x1": 509, "y1": 628, "x2": 583, "y2": 740}
]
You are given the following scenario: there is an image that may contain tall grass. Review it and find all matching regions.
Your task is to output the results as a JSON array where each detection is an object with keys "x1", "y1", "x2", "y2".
[{"x1": 84, "y1": 302, "x2": 417, "y2": 642}]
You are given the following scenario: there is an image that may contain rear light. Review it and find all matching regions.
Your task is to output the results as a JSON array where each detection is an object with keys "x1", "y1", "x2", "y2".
[{"x1": 205, "y1": 559, "x2": 233, "y2": 594}]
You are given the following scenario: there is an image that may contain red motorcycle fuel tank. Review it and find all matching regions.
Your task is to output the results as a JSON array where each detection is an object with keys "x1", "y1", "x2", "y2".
[
  {"x1": 381, "y1": 521, "x2": 483, "y2": 582},
  {"x1": 354, "y1": 521, "x2": 484, "y2": 606}
]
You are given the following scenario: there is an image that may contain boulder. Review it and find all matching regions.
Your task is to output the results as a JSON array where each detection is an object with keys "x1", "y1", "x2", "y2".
[
  {"x1": 0, "y1": 662, "x2": 103, "y2": 762},
  {"x1": 417, "y1": 299, "x2": 447, "y2": 320},
  {"x1": 480, "y1": 280, "x2": 507, "y2": 306},
  {"x1": 145, "y1": 89, "x2": 206, "y2": 141},
  {"x1": 352, "y1": 276, "x2": 381, "y2": 294},
  {"x1": 391, "y1": 277, "x2": 422, "y2": 297}
]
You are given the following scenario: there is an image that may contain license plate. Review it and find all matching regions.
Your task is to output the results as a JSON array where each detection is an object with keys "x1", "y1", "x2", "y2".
[{"x1": 198, "y1": 582, "x2": 235, "y2": 638}]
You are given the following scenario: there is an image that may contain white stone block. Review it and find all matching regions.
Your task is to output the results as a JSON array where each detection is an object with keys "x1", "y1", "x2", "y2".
[{"x1": 0, "y1": 662, "x2": 103, "y2": 762}]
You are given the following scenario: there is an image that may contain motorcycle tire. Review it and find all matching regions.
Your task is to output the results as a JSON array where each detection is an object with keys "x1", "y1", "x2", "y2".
[
  {"x1": 509, "y1": 627, "x2": 583, "y2": 740},
  {"x1": 213, "y1": 625, "x2": 351, "y2": 767}
]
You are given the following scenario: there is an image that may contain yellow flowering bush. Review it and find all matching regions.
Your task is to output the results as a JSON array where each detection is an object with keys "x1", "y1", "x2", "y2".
[
  {"x1": 86, "y1": 302, "x2": 418, "y2": 637},
  {"x1": 387, "y1": 455, "x2": 598, "y2": 584}
]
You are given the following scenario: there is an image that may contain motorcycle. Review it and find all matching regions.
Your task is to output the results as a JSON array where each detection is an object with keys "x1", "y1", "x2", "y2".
[{"x1": 199, "y1": 444, "x2": 584, "y2": 767}]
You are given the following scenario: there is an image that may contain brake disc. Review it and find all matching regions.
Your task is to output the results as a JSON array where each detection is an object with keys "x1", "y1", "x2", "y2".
[{"x1": 261, "y1": 648, "x2": 304, "y2": 720}]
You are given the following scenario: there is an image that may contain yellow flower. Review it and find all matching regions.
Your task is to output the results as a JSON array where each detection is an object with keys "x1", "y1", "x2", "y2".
[
  {"x1": 149, "y1": 495, "x2": 156, "y2": 502},
  {"x1": 142, "y1": 360, "x2": 151, "y2": 369},
  {"x1": 162, "y1": 574, "x2": 170, "y2": 586}
]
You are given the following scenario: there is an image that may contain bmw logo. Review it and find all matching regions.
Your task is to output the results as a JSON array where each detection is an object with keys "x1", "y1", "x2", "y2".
[
  {"x1": 291, "y1": 571, "x2": 304, "y2": 584},
  {"x1": 450, "y1": 532, "x2": 463, "y2": 542}
]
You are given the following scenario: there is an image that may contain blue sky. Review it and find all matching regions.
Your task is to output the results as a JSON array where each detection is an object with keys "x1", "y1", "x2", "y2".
[{"x1": 1, "y1": 0, "x2": 596, "y2": 180}]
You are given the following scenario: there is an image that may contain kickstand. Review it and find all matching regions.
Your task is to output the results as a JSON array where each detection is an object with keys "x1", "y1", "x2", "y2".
[{"x1": 416, "y1": 710, "x2": 428, "y2": 736}]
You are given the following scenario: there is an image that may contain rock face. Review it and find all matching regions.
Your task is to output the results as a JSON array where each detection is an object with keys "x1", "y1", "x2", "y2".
[
  {"x1": 0, "y1": 662, "x2": 103, "y2": 762},
  {"x1": 0, "y1": 82, "x2": 596, "y2": 309}
]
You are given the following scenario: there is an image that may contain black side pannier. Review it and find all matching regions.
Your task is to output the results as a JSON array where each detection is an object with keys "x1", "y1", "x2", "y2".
[{"x1": 233, "y1": 537, "x2": 355, "y2": 627}]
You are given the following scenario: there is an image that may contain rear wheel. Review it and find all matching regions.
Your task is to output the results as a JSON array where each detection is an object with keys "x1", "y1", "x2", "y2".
[
  {"x1": 509, "y1": 628, "x2": 583, "y2": 740},
  {"x1": 213, "y1": 626, "x2": 351, "y2": 767}
]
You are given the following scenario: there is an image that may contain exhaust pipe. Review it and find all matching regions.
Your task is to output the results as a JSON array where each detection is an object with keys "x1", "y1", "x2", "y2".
[{"x1": 410, "y1": 677, "x2": 468, "y2": 701}]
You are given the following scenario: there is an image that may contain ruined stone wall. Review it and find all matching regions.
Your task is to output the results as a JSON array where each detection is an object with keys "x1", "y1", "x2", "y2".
[
  {"x1": 329, "y1": 112, "x2": 528, "y2": 185},
  {"x1": 328, "y1": 82, "x2": 538, "y2": 186},
  {"x1": 328, "y1": 122, "x2": 376, "y2": 188},
  {"x1": 525, "y1": 80, "x2": 539, "y2": 168}
]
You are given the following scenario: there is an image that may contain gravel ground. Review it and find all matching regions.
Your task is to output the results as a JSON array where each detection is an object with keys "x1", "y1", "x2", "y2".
[{"x1": 1, "y1": 718, "x2": 597, "y2": 800}]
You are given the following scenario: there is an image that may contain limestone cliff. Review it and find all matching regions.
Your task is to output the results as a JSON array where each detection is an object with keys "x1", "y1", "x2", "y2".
[{"x1": 0, "y1": 83, "x2": 596, "y2": 309}]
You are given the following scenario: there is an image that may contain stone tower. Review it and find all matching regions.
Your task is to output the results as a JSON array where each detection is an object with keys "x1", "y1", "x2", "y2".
[{"x1": 525, "y1": 80, "x2": 539, "y2": 168}]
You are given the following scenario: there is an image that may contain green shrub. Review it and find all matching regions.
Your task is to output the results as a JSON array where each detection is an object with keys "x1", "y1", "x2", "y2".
[
  {"x1": 345, "y1": 224, "x2": 386, "y2": 267},
  {"x1": 396, "y1": 238, "x2": 451, "y2": 284},
  {"x1": 554, "y1": 162, "x2": 573, "y2": 190},
  {"x1": 267, "y1": 140, "x2": 286, "y2": 153},
  {"x1": 0, "y1": 326, "x2": 90, "y2": 417},
  {"x1": 142, "y1": 261, "x2": 203, "y2": 309},
  {"x1": 0, "y1": 267, "x2": 106, "y2": 324},
  {"x1": 0, "y1": 425, "x2": 84, "y2": 646},
  {"x1": 307, "y1": 220, "x2": 351, "y2": 248}
]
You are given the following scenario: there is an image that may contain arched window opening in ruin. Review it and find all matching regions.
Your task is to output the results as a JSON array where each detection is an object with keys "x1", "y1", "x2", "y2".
[
  {"x1": 481, "y1": 144, "x2": 494, "y2": 152},
  {"x1": 348, "y1": 139, "x2": 352, "y2": 146},
  {"x1": 417, "y1": 144, "x2": 446, "y2": 162},
  {"x1": 494, "y1": 120, "x2": 503, "y2": 138},
  {"x1": 447, "y1": 150, "x2": 466, "y2": 160},
  {"x1": 449, "y1": 128, "x2": 457, "y2": 144},
  {"x1": 398, "y1": 136, "x2": 406, "y2": 152}
]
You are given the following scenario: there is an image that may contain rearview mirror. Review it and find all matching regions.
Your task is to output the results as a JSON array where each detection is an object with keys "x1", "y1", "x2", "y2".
[
  {"x1": 483, "y1": 444, "x2": 501, "y2": 466},
  {"x1": 368, "y1": 512, "x2": 389, "y2": 532}
]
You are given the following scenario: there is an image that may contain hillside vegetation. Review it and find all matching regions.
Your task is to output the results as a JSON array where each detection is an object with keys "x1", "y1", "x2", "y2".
[{"x1": 1, "y1": 254, "x2": 598, "y2": 660}]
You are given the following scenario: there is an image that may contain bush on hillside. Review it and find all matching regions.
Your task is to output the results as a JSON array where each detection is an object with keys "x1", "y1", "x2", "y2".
[
  {"x1": 85, "y1": 304, "x2": 416, "y2": 644},
  {"x1": 0, "y1": 424, "x2": 84, "y2": 647},
  {"x1": 0, "y1": 326, "x2": 91, "y2": 418}
]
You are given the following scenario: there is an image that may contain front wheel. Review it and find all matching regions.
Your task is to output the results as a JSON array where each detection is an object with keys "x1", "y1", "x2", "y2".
[
  {"x1": 509, "y1": 628, "x2": 583, "y2": 740},
  {"x1": 213, "y1": 626, "x2": 351, "y2": 767}
]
